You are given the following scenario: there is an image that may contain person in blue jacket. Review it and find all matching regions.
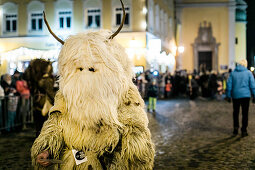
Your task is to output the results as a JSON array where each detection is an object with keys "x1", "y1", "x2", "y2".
[{"x1": 226, "y1": 59, "x2": 255, "y2": 137}]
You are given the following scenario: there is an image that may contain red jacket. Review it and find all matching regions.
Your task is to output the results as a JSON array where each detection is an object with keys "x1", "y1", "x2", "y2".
[{"x1": 16, "y1": 80, "x2": 30, "y2": 99}]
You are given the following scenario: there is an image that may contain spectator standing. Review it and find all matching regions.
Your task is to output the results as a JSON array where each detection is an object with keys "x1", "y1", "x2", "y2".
[
  {"x1": 11, "y1": 70, "x2": 20, "y2": 89},
  {"x1": 2, "y1": 74, "x2": 16, "y2": 95},
  {"x1": 0, "y1": 84, "x2": 4, "y2": 130},
  {"x1": 165, "y1": 73, "x2": 172, "y2": 98},
  {"x1": 137, "y1": 73, "x2": 147, "y2": 99},
  {"x1": 2, "y1": 74, "x2": 18, "y2": 131},
  {"x1": 16, "y1": 75, "x2": 30, "y2": 129},
  {"x1": 226, "y1": 59, "x2": 255, "y2": 137},
  {"x1": 165, "y1": 80, "x2": 172, "y2": 98},
  {"x1": 7, "y1": 92, "x2": 19, "y2": 131},
  {"x1": 158, "y1": 73, "x2": 166, "y2": 99},
  {"x1": 208, "y1": 71, "x2": 218, "y2": 99},
  {"x1": 147, "y1": 79, "x2": 158, "y2": 113}
]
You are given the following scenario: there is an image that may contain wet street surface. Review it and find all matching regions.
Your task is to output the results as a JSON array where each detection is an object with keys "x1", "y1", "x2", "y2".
[{"x1": 1, "y1": 98, "x2": 255, "y2": 169}]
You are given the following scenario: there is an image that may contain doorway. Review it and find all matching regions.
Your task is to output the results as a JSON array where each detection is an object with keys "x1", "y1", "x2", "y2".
[{"x1": 198, "y1": 51, "x2": 212, "y2": 71}]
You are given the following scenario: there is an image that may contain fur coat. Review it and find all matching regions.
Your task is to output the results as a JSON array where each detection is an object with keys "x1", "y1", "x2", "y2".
[{"x1": 31, "y1": 30, "x2": 154, "y2": 169}]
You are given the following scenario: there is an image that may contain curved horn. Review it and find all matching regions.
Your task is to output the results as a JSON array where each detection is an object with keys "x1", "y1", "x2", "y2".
[
  {"x1": 109, "y1": 0, "x2": 126, "y2": 39},
  {"x1": 43, "y1": 11, "x2": 65, "y2": 45}
]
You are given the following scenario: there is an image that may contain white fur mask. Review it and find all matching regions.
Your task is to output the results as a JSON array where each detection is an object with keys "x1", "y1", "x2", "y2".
[{"x1": 58, "y1": 30, "x2": 133, "y2": 128}]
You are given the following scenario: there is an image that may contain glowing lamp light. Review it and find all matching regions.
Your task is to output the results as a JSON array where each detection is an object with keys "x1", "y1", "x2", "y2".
[
  {"x1": 251, "y1": 67, "x2": 255, "y2": 72},
  {"x1": 178, "y1": 46, "x2": 185, "y2": 53},
  {"x1": 141, "y1": 21, "x2": 147, "y2": 30},
  {"x1": 153, "y1": 70, "x2": 159, "y2": 76},
  {"x1": 142, "y1": 7, "x2": 148, "y2": 14},
  {"x1": 129, "y1": 39, "x2": 143, "y2": 48}
]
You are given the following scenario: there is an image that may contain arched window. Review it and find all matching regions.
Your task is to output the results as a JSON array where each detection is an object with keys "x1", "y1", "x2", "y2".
[
  {"x1": 2, "y1": 2, "x2": 18, "y2": 35},
  {"x1": 84, "y1": 0, "x2": 102, "y2": 29},
  {"x1": 55, "y1": 0, "x2": 73, "y2": 30},
  {"x1": 112, "y1": 0, "x2": 131, "y2": 30},
  {"x1": 148, "y1": 0, "x2": 154, "y2": 32},
  {"x1": 27, "y1": 1, "x2": 44, "y2": 33}
]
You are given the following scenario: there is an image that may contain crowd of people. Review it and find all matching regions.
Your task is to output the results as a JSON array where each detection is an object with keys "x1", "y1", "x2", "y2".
[
  {"x1": 0, "y1": 70, "x2": 31, "y2": 132},
  {"x1": 134, "y1": 67, "x2": 254, "y2": 113},
  {"x1": 135, "y1": 69, "x2": 234, "y2": 100}
]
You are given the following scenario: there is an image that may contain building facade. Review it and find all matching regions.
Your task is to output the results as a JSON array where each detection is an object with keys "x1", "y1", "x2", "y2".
[
  {"x1": 176, "y1": 0, "x2": 247, "y2": 73},
  {"x1": 0, "y1": 0, "x2": 175, "y2": 75}
]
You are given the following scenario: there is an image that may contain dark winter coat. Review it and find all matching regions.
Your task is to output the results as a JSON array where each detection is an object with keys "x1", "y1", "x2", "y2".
[{"x1": 147, "y1": 84, "x2": 158, "y2": 98}]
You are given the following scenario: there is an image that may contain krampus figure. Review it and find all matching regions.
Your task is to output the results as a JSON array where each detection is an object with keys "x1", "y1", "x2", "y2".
[
  {"x1": 31, "y1": 0, "x2": 155, "y2": 169},
  {"x1": 24, "y1": 59, "x2": 55, "y2": 137}
]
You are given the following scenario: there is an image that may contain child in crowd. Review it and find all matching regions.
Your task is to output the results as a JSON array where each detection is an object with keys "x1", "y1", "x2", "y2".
[
  {"x1": 165, "y1": 80, "x2": 172, "y2": 98},
  {"x1": 147, "y1": 79, "x2": 158, "y2": 113}
]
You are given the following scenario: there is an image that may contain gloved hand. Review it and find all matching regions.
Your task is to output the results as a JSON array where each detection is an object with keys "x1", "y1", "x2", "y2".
[{"x1": 225, "y1": 97, "x2": 231, "y2": 103}]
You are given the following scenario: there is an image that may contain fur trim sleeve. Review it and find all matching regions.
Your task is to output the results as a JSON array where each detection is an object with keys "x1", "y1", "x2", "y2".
[
  {"x1": 117, "y1": 84, "x2": 155, "y2": 169},
  {"x1": 31, "y1": 112, "x2": 64, "y2": 168}
]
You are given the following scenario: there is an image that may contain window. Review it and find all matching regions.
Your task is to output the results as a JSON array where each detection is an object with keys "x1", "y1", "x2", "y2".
[
  {"x1": 87, "y1": 9, "x2": 101, "y2": 28},
  {"x1": 58, "y1": 11, "x2": 72, "y2": 29},
  {"x1": 2, "y1": 2, "x2": 18, "y2": 35},
  {"x1": 5, "y1": 14, "x2": 17, "y2": 32},
  {"x1": 30, "y1": 13, "x2": 43, "y2": 31},
  {"x1": 115, "y1": 7, "x2": 130, "y2": 26}
]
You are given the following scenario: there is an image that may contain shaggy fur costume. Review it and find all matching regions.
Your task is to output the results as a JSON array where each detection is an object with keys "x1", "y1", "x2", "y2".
[{"x1": 31, "y1": 30, "x2": 155, "y2": 169}]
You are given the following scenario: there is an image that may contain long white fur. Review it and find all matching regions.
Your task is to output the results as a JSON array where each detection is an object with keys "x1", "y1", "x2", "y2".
[{"x1": 31, "y1": 30, "x2": 154, "y2": 170}]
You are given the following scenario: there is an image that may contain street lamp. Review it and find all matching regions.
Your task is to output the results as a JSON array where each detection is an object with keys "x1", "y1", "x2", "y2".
[{"x1": 178, "y1": 46, "x2": 185, "y2": 54}]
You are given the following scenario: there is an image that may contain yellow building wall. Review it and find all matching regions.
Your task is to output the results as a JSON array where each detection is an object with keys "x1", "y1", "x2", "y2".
[
  {"x1": 132, "y1": 0, "x2": 146, "y2": 32},
  {"x1": 102, "y1": 0, "x2": 112, "y2": 30},
  {"x1": 235, "y1": 22, "x2": 246, "y2": 62},
  {"x1": 73, "y1": 0, "x2": 83, "y2": 33},
  {"x1": 181, "y1": 7, "x2": 229, "y2": 71},
  {"x1": 18, "y1": 2, "x2": 27, "y2": 35}
]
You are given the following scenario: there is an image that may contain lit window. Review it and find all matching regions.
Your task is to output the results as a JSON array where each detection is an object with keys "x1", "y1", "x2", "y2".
[
  {"x1": 5, "y1": 14, "x2": 17, "y2": 32},
  {"x1": 58, "y1": 11, "x2": 72, "y2": 29},
  {"x1": 86, "y1": 8, "x2": 101, "y2": 28},
  {"x1": 30, "y1": 13, "x2": 43, "y2": 31},
  {"x1": 115, "y1": 7, "x2": 129, "y2": 26}
]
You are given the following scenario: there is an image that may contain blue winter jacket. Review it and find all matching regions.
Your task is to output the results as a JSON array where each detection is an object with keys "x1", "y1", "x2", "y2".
[{"x1": 226, "y1": 65, "x2": 255, "y2": 99}]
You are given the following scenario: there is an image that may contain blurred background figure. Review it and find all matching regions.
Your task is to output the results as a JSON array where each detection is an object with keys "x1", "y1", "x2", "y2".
[
  {"x1": 208, "y1": 70, "x2": 218, "y2": 99},
  {"x1": 0, "y1": 83, "x2": 4, "y2": 130},
  {"x1": 165, "y1": 80, "x2": 172, "y2": 99},
  {"x1": 1, "y1": 74, "x2": 16, "y2": 96},
  {"x1": 24, "y1": 59, "x2": 56, "y2": 137},
  {"x1": 1, "y1": 74, "x2": 18, "y2": 132},
  {"x1": 147, "y1": 79, "x2": 158, "y2": 113},
  {"x1": 158, "y1": 72, "x2": 166, "y2": 99},
  {"x1": 11, "y1": 70, "x2": 20, "y2": 89},
  {"x1": 16, "y1": 75, "x2": 30, "y2": 130},
  {"x1": 137, "y1": 73, "x2": 148, "y2": 99}
]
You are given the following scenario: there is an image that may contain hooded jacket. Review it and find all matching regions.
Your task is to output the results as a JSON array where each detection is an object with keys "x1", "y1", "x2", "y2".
[{"x1": 226, "y1": 65, "x2": 255, "y2": 99}]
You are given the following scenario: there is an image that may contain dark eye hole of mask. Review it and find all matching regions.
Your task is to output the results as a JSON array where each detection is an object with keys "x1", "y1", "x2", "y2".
[
  {"x1": 77, "y1": 67, "x2": 84, "y2": 71},
  {"x1": 88, "y1": 67, "x2": 95, "y2": 72}
]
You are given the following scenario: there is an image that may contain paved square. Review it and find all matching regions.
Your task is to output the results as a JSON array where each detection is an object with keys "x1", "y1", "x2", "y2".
[{"x1": 1, "y1": 98, "x2": 255, "y2": 169}]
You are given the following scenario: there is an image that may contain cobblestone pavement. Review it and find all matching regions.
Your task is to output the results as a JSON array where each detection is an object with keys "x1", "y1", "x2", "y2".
[
  {"x1": 1, "y1": 98, "x2": 255, "y2": 169},
  {"x1": 148, "y1": 98, "x2": 255, "y2": 170}
]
